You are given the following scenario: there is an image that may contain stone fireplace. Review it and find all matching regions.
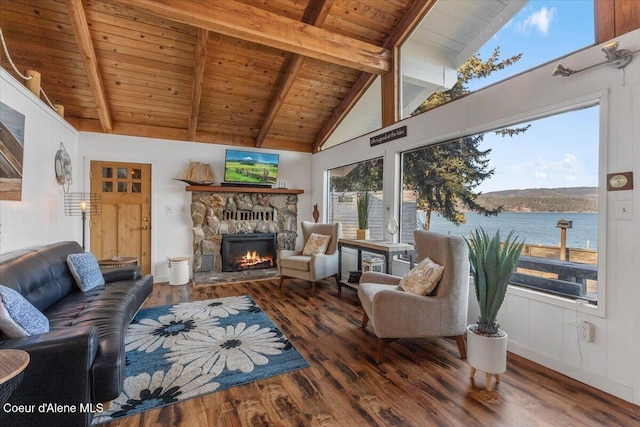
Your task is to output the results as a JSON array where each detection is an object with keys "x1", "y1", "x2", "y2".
[{"x1": 189, "y1": 188, "x2": 301, "y2": 272}]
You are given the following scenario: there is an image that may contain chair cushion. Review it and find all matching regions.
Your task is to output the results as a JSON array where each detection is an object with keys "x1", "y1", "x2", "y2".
[
  {"x1": 67, "y1": 252, "x2": 105, "y2": 292},
  {"x1": 279, "y1": 255, "x2": 311, "y2": 271},
  {"x1": 0, "y1": 284, "x2": 50, "y2": 338},
  {"x1": 399, "y1": 257, "x2": 444, "y2": 295},
  {"x1": 302, "y1": 233, "x2": 332, "y2": 256}
]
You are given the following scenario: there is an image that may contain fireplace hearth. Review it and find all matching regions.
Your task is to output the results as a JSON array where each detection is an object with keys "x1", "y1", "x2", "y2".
[{"x1": 221, "y1": 233, "x2": 277, "y2": 272}]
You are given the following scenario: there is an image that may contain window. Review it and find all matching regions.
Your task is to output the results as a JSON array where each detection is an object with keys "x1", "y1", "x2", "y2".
[
  {"x1": 466, "y1": 1, "x2": 594, "y2": 93},
  {"x1": 406, "y1": 2, "x2": 595, "y2": 118},
  {"x1": 101, "y1": 166, "x2": 143, "y2": 194},
  {"x1": 328, "y1": 158, "x2": 383, "y2": 240},
  {"x1": 401, "y1": 105, "x2": 600, "y2": 303}
]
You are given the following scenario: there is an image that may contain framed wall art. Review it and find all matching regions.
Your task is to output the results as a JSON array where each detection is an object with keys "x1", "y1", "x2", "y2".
[{"x1": 0, "y1": 102, "x2": 26, "y2": 201}]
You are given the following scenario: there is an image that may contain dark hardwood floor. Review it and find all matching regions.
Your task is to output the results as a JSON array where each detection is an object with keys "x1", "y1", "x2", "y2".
[{"x1": 105, "y1": 279, "x2": 640, "y2": 426}]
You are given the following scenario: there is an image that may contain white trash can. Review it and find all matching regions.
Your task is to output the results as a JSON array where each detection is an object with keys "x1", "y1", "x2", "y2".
[{"x1": 168, "y1": 257, "x2": 190, "y2": 286}]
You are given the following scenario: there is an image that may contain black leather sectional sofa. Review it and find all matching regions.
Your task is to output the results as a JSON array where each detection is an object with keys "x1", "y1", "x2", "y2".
[{"x1": 0, "y1": 241, "x2": 153, "y2": 426}]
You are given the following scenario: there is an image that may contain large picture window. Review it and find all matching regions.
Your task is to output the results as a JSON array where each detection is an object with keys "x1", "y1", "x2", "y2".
[{"x1": 401, "y1": 105, "x2": 600, "y2": 303}]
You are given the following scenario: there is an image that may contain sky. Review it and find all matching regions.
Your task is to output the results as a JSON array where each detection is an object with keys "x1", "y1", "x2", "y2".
[{"x1": 464, "y1": 0, "x2": 597, "y2": 193}]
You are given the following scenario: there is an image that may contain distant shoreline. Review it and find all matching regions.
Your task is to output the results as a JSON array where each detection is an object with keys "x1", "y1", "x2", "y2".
[{"x1": 476, "y1": 186, "x2": 598, "y2": 213}]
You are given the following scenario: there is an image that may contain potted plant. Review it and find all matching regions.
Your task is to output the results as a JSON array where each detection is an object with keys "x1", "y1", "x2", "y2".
[
  {"x1": 465, "y1": 228, "x2": 524, "y2": 391},
  {"x1": 356, "y1": 191, "x2": 371, "y2": 240}
]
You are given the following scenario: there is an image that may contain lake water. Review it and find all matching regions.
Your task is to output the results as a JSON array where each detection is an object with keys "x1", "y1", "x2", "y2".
[{"x1": 426, "y1": 212, "x2": 598, "y2": 249}]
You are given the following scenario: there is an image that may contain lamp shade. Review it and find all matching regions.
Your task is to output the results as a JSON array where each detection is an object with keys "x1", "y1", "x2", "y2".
[{"x1": 64, "y1": 193, "x2": 101, "y2": 216}]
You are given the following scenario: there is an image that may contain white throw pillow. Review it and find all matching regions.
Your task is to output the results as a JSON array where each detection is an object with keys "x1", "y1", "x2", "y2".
[
  {"x1": 302, "y1": 233, "x2": 332, "y2": 256},
  {"x1": 399, "y1": 257, "x2": 445, "y2": 295},
  {"x1": 0, "y1": 285, "x2": 50, "y2": 338}
]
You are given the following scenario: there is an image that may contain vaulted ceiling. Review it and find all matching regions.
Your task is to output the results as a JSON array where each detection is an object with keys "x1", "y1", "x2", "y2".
[{"x1": 0, "y1": 0, "x2": 522, "y2": 152}]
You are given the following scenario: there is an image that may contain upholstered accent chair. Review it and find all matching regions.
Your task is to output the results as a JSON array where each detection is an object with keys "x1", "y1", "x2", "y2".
[
  {"x1": 278, "y1": 221, "x2": 342, "y2": 296},
  {"x1": 358, "y1": 230, "x2": 470, "y2": 363}
]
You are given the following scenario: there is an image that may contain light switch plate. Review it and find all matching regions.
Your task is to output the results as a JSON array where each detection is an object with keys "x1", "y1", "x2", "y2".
[{"x1": 615, "y1": 200, "x2": 632, "y2": 220}]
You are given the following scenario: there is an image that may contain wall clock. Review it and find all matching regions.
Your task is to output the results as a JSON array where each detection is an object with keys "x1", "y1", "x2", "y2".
[
  {"x1": 55, "y1": 142, "x2": 72, "y2": 193},
  {"x1": 607, "y1": 172, "x2": 633, "y2": 191}
]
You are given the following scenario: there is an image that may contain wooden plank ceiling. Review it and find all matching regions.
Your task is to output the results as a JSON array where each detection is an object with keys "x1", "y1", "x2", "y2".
[{"x1": 0, "y1": 0, "x2": 434, "y2": 152}]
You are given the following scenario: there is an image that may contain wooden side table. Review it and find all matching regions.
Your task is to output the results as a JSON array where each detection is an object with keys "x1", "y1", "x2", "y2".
[
  {"x1": 98, "y1": 256, "x2": 138, "y2": 269},
  {"x1": 337, "y1": 238, "x2": 415, "y2": 293},
  {"x1": 0, "y1": 349, "x2": 30, "y2": 404}
]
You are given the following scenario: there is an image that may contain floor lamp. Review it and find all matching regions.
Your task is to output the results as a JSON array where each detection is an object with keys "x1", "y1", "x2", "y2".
[{"x1": 64, "y1": 193, "x2": 101, "y2": 250}]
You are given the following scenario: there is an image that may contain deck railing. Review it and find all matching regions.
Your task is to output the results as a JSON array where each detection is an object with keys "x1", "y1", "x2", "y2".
[{"x1": 512, "y1": 255, "x2": 597, "y2": 301}]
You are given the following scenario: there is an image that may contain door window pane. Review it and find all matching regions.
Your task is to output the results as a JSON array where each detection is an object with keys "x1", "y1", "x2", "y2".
[
  {"x1": 117, "y1": 182, "x2": 128, "y2": 193},
  {"x1": 131, "y1": 183, "x2": 142, "y2": 193},
  {"x1": 117, "y1": 168, "x2": 127, "y2": 179},
  {"x1": 131, "y1": 169, "x2": 142, "y2": 179},
  {"x1": 102, "y1": 167, "x2": 113, "y2": 178},
  {"x1": 102, "y1": 182, "x2": 113, "y2": 192}
]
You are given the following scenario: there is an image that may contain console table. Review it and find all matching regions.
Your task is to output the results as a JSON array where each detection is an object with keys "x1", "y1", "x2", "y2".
[{"x1": 337, "y1": 238, "x2": 414, "y2": 293}]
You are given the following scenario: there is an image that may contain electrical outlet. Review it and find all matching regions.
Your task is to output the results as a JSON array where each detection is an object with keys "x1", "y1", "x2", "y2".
[{"x1": 579, "y1": 321, "x2": 595, "y2": 342}]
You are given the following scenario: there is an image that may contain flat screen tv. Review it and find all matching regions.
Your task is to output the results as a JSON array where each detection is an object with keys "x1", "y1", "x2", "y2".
[{"x1": 223, "y1": 149, "x2": 279, "y2": 185}]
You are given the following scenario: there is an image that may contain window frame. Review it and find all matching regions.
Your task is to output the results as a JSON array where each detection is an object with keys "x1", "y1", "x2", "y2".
[{"x1": 396, "y1": 93, "x2": 608, "y2": 318}]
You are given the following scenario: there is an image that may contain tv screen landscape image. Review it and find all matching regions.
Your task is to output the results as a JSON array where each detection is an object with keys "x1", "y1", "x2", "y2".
[{"x1": 223, "y1": 149, "x2": 279, "y2": 185}]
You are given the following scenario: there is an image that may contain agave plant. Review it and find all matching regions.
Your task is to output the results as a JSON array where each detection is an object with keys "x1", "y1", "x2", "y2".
[
  {"x1": 465, "y1": 228, "x2": 524, "y2": 335},
  {"x1": 356, "y1": 191, "x2": 371, "y2": 229}
]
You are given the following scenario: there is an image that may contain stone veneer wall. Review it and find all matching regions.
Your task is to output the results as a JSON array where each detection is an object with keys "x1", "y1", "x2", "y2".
[{"x1": 191, "y1": 192, "x2": 298, "y2": 272}]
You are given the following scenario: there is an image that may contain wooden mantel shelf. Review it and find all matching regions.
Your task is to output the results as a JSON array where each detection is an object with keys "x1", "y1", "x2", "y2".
[{"x1": 186, "y1": 185, "x2": 304, "y2": 194}]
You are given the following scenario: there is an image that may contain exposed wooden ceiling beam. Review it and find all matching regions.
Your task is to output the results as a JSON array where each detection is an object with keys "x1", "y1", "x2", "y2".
[
  {"x1": 123, "y1": 0, "x2": 390, "y2": 74},
  {"x1": 67, "y1": 118, "x2": 187, "y2": 141},
  {"x1": 313, "y1": 0, "x2": 437, "y2": 151},
  {"x1": 381, "y1": 46, "x2": 400, "y2": 127},
  {"x1": 65, "y1": 0, "x2": 112, "y2": 133},
  {"x1": 256, "y1": 0, "x2": 335, "y2": 148},
  {"x1": 385, "y1": 0, "x2": 438, "y2": 49},
  {"x1": 311, "y1": 73, "x2": 377, "y2": 153},
  {"x1": 68, "y1": 117, "x2": 262, "y2": 149},
  {"x1": 189, "y1": 29, "x2": 208, "y2": 141}
]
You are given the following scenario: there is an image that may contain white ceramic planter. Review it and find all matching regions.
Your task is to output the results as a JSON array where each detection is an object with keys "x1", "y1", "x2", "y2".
[{"x1": 467, "y1": 325, "x2": 508, "y2": 374}]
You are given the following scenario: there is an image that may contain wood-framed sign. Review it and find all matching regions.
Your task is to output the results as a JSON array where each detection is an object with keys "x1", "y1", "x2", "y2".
[
  {"x1": 606, "y1": 172, "x2": 633, "y2": 191},
  {"x1": 370, "y1": 125, "x2": 406, "y2": 146}
]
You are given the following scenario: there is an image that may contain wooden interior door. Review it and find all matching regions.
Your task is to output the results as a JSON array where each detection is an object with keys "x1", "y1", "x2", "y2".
[{"x1": 90, "y1": 161, "x2": 152, "y2": 274}]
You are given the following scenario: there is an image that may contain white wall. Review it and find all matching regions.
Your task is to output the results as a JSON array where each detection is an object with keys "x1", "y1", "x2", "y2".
[
  {"x1": 312, "y1": 30, "x2": 640, "y2": 405},
  {"x1": 78, "y1": 133, "x2": 312, "y2": 282},
  {"x1": 0, "y1": 69, "x2": 79, "y2": 252}
]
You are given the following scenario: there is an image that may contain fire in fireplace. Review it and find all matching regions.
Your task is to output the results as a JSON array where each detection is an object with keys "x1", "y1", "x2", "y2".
[{"x1": 221, "y1": 233, "x2": 277, "y2": 272}]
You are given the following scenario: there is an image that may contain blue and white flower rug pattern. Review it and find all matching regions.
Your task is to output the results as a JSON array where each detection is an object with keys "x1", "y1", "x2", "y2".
[{"x1": 91, "y1": 295, "x2": 309, "y2": 424}]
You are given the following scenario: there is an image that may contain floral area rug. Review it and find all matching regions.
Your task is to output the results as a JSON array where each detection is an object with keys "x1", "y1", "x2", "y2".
[{"x1": 91, "y1": 295, "x2": 309, "y2": 425}]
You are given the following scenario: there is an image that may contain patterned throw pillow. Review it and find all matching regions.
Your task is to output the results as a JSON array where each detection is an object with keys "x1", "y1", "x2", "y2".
[
  {"x1": 67, "y1": 252, "x2": 105, "y2": 292},
  {"x1": 302, "y1": 233, "x2": 332, "y2": 256},
  {"x1": 0, "y1": 285, "x2": 50, "y2": 338},
  {"x1": 399, "y1": 257, "x2": 445, "y2": 296}
]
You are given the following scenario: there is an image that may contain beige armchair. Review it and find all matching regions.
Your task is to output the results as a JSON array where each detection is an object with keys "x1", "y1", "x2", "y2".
[
  {"x1": 278, "y1": 221, "x2": 342, "y2": 296},
  {"x1": 358, "y1": 230, "x2": 470, "y2": 363}
]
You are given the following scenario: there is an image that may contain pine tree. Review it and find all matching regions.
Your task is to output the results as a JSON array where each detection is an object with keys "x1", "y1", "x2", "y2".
[{"x1": 406, "y1": 47, "x2": 530, "y2": 228}]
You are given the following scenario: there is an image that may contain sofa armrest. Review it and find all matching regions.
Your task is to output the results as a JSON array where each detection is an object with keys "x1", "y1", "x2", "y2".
[
  {"x1": 360, "y1": 271, "x2": 402, "y2": 286},
  {"x1": 0, "y1": 326, "x2": 99, "y2": 426},
  {"x1": 102, "y1": 265, "x2": 142, "y2": 282}
]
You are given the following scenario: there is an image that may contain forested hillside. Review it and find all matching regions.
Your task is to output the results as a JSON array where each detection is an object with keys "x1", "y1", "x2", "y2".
[{"x1": 476, "y1": 187, "x2": 598, "y2": 212}]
